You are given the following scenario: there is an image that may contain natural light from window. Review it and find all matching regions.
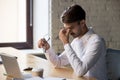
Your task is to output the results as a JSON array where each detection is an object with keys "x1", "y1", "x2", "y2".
[{"x1": 0, "y1": 0, "x2": 26, "y2": 42}]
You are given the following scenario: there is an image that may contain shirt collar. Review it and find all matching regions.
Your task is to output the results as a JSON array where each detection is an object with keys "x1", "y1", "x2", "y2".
[{"x1": 80, "y1": 27, "x2": 95, "y2": 42}]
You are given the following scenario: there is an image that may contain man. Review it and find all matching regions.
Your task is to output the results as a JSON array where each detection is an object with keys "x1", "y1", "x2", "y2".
[{"x1": 38, "y1": 4, "x2": 108, "y2": 80}]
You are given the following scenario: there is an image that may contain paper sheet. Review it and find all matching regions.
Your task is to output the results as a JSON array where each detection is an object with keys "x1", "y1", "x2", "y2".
[
  {"x1": 0, "y1": 56, "x2": 2, "y2": 64},
  {"x1": 25, "y1": 77, "x2": 66, "y2": 80}
]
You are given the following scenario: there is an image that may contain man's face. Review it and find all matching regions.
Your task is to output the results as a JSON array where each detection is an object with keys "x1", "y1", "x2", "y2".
[{"x1": 63, "y1": 21, "x2": 83, "y2": 38}]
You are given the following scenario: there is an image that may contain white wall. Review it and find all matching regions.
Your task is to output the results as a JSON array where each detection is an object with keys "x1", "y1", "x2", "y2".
[{"x1": 33, "y1": 0, "x2": 50, "y2": 49}]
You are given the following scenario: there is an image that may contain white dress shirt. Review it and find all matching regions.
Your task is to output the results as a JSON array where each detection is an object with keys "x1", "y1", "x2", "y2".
[{"x1": 45, "y1": 27, "x2": 108, "y2": 80}]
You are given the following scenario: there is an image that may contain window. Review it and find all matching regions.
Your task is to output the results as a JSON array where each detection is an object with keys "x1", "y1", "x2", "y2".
[{"x1": 0, "y1": 0, "x2": 33, "y2": 49}]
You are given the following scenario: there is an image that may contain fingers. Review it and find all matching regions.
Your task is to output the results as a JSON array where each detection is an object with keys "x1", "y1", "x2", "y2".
[
  {"x1": 59, "y1": 29, "x2": 65, "y2": 39},
  {"x1": 66, "y1": 29, "x2": 71, "y2": 36},
  {"x1": 38, "y1": 38, "x2": 47, "y2": 48},
  {"x1": 59, "y1": 28, "x2": 70, "y2": 45},
  {"x1": 59, "y1": 28, "x2": 70, "y2": 36}
]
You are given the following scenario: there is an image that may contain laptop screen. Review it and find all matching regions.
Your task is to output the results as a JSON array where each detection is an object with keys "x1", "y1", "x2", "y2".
[{"x1": 0, "y1": 53, "x2": 23, "y2": 78}]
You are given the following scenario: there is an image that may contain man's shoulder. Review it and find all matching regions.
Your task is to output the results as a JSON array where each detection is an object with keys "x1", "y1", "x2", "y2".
[{"x1": 89, "y1": 33, "x2": 104, "y2": 42}]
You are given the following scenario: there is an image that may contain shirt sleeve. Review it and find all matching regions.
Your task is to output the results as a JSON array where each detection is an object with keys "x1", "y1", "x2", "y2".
[
  {"x1": 64, "y1": 39, "x2": 103, "y2": 77},
  {"x1": 45, "y1": 47, "x2": 69, "y2": 67}
]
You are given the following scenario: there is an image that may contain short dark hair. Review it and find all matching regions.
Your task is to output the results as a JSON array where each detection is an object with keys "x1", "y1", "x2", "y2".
[{"x1": 61, "y1": 4, "x2": 86, "y2": 23}]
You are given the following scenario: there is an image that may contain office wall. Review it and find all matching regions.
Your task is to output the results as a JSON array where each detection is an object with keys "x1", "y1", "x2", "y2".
[
  {"x1": 33, "y1": 0, "x2": 49, "y2": 49},
  {"x1": 51, "y1": 0, "x2": 120, "y2": 53}
]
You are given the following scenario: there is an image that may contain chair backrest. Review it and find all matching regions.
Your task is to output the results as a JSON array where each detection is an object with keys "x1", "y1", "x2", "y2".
[{"x1": 106, "y1": 48, "x2": 120, "y2": 80}]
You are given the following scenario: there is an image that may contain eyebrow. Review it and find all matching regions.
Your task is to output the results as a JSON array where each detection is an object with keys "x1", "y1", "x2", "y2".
[
  {"x1": 68, "y1": 26, "x2": 73, "y2": 29},
  {"x1": 63, "y1": 25, "x2": 73, "y2": 29}
]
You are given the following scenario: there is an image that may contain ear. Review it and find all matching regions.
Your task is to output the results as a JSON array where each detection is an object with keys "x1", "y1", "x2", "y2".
[
  {"x1": 80, "y1": 20, "x2": 86, "y2": 25},
  {"x1": 80, "y1": 20, "x2": 86, "y2": 29}
]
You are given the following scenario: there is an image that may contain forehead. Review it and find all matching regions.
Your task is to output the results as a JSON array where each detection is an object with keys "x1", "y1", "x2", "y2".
[
  {"x1": 63, "y1": 21, "x2": 78, "y2": 28},
  {"x1": 63, "y1": 23, "x2": 70, "y2": 29}
]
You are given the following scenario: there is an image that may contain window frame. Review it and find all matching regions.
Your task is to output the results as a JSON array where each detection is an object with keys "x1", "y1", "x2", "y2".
[{"x1": 0, "y1": 0, "x2": 33, "y2": 49}]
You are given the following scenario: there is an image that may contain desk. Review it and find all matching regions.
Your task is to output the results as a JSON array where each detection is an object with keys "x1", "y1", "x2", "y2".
[{"x1": 0, "y1": 47, "x2": 96, "y2": 80}]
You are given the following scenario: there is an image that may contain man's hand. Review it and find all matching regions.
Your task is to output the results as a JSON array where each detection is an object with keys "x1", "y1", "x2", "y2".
[
  {"x1": 38, "y1": 38, "x2": 50, "y2": 51},
  {"x1": 59, "y1": 28, "x2": 70, "y2": 45}
]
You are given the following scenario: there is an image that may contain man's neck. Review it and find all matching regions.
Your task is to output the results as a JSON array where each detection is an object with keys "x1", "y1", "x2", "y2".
[{"x1": 78, "y1": 25, "x2": 88, "y2": 38}]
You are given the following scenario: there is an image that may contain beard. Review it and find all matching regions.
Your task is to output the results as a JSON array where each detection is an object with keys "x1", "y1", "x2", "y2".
[{"x1": 70, "y1": 33, "x2": 80, "y2": 38}]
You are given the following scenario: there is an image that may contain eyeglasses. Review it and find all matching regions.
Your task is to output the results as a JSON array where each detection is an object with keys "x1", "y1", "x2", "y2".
[
  {"x1": 42, "y1": 34, "x2": 50, "y2": 42},
  {"x1": 41, "y1": 34, "x2": 50, "y2": 53}
]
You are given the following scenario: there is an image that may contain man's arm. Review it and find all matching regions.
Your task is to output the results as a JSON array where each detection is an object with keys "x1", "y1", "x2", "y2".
[
  {"x1": 45, "y1": 48, "x2": 69, "y2": 67},
  {"x1": 38, "y1": 38, "x2": 69, "y2": 67},
  {"x1": 64, "y1": 39, "x2": 103, "y2": 77}
]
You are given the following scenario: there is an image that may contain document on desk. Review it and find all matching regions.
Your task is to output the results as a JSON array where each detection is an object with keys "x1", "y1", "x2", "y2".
[
  {"x1": 25, "y1": 77, "x2": 66, "y2": 80},
  {"x1": 0, "y1": 56, "x2": 2, "y2": 64}
]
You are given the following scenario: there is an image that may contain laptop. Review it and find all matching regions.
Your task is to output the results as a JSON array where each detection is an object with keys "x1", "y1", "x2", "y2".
[{"x1": 0, "y1": 53, "x2": 32, "y2": 79}]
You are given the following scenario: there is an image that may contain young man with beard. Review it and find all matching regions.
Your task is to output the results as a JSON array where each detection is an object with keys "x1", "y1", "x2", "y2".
[{"x1": 38, "y1": 4, "x2": 108, "y2": 80}]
